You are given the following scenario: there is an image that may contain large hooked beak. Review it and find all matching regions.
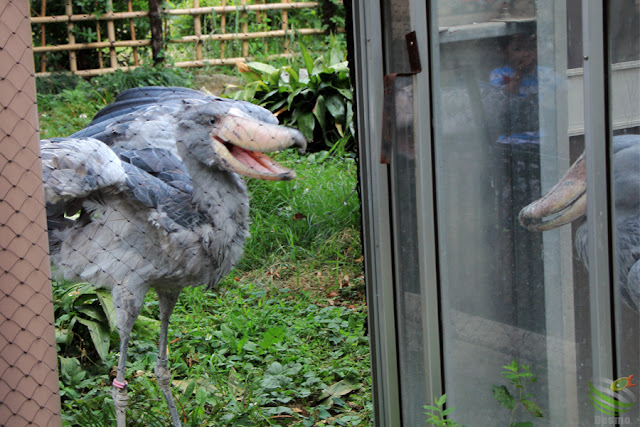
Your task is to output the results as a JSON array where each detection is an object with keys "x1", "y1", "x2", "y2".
[
  {"x1": 211, "y1": 108, "x2": 307, "y2": 181},
  {"x1": 518, "y1": 153, "x2": 587, "y2": 231}
]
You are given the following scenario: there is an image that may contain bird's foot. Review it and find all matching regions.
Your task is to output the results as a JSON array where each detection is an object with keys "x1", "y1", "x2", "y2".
[
  {"x1": 112, "y1": 383, "x2": 129, "y2": 427},
  {"x1": 155, "y1": 364, "x2": 182, "y2": 427}
]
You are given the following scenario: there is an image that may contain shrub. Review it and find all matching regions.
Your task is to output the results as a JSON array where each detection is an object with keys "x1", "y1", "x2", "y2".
[{"x1": 231, "y1": 35, "x2": 354, "y2": 152}]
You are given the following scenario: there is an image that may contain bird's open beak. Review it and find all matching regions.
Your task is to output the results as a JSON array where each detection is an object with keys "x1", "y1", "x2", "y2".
[
  {"x1": 518, "y1": 153, "x2": 587, "y2": 231},
  {"x1": 210, "y1": 112, "x2": 307, "y2": 181}
]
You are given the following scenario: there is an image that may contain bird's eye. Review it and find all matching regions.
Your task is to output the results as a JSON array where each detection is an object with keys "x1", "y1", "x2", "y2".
[{"x1": 208, "y1": 117, "x2": 217, "y2": 126}]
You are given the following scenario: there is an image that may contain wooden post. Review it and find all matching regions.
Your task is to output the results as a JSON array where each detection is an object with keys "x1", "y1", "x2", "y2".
[
  {"x1": 65, "y1": 0, "x2": 77, "y2": 72},
  {"x1": 106, "y1": 0, "x2": 117, "y2": 68},
  {"x1": 193, "y1": 0, "x2": 202, "y2": 61},
  {"x1": 220, "y1": 0, "x2": 226, "y2": 59},
  {"x1": 97, "y1": 21, "x2": 104, "y2": 69},
  {"x1": 128, "y1": 0, "x2": 139, "y2": 66},
  {"x1": 241, "y1": 0, "x2": 248, "y2": 57},
  {"x1": 257, "y1": 0, "x2": 267, "y2": 55},
  {"x1": 0, "y1": 1, "x2": 62, "y2": 424},
  {"x1": 40, "y1": 0, "x2": 47, "y2": 73},
  {"x1": 282, "y1": 0, "x2": 289, "y2": 53},
  {"x1": 149, "y1": 0, "x2": 163, "y2": 65}
]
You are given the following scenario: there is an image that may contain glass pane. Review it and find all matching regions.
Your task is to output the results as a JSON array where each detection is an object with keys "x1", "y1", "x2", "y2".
[
  {"x1": 431, "y1": 2, "x2": 600, "y2": 425},
  {"x1": 382, "y1": 1, "x2": 428, "y2": 424},
  {"x1": 608, "y1": 1, "x2": 640, "y2": 424}
]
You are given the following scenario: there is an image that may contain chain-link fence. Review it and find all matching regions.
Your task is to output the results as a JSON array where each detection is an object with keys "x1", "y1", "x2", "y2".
[
  {"x1": 3, "y1": 2, "x2": 306, "y2": 422},
  {"x1": 0, "y1": 1, "x2": 62, "y2": 426}
]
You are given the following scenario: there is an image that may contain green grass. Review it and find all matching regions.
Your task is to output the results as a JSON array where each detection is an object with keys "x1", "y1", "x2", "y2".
[{"x1": 42, "y1": 68, "x2": 370, "y2": 426}]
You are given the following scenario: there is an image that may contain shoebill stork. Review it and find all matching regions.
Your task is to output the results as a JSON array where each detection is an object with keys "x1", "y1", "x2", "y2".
[
  {"x1": 42, "y1": 87, "x2": 306, "y2": 426},
  {"x1": 518, "y1": 134, "x2": 640, "y2": 311}
]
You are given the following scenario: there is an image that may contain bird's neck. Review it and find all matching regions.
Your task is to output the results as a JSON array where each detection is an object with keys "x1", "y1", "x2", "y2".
[{"x1": 185, "y1": 160, "x2": 251, "y2": 279}]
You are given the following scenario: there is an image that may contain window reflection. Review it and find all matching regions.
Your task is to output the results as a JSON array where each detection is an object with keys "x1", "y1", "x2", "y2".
[
  {"x1": 608, "y1": 2, "x2": 640, "y2": 423},
  {"x1": 434, "y1": 1, "x2": 639, "y2": 425},
  {"x1": 434, "y1": 2, "x2": 581, "y2": 425}
]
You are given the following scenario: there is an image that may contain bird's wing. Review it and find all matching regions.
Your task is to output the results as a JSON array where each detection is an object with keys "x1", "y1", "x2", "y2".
[
  {"x1": 74, "y1": 87, "x2": 279, "y2": 145},
  {"x1": 41, "y1": 137, "x2": 127, "y2": 205},
  {"x1": 119, "y1": 161, "x2": 201, "y2": 230},
  {"x1": 42, "y1": 138, "x2": 200, "y2": 232},
  {"x1": 115, "y1": 147, "x2": 193, "y2": 194}
]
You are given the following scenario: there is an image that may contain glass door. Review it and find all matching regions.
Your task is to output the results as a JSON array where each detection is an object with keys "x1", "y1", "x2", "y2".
[
  {"x1": 429, "y1": 1, "x2": 639, "y2": 425},
  {"x1": 607, "y1": 0, "x2": 640, "y2": 423},
  {"x1": 352, "y1": 1, "x2": 639, "y2": 425}
]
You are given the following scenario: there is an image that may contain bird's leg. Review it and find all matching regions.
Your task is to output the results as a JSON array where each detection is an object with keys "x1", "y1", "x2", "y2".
[
  {"x1": 111, "y1": 281, "x2": 150, "y2": 427},
  {"x1": 156, "y1": 290, "x2": 182, "y2": 427}
]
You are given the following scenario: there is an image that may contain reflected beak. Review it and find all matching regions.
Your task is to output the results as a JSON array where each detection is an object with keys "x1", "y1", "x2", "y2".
[
  {"x1": 518, "y1": 153, "x2": 587, "y2": 231},
  {"x1": 211, "y1": 112, "x2": 307, "y2": 181}
]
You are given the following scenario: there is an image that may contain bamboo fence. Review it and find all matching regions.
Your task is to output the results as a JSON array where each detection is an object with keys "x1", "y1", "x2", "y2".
[{"x1": 30, "y1": 0, "x2": 324, "y2": 76}]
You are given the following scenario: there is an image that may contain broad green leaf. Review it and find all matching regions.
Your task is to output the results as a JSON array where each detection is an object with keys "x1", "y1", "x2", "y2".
[
  {"x1": 245, "y1": 61, "x2": 277, "y2": 75},
  {"x1": 326, "y1": 95, "x2": 346, "y2": 121},
  {"x1": 237, "y1": 67, "x2": 262, "y2": 83},
  {"x1": 265, "y1": 361, "x2": 285, "y2": 375},
  {"x1": 313, "y1": 95, "x2": 327, "y2": 132},
  {"x1": 241, "y1": 82, "x2": 258, "y2": 102},
  {"x1": 441, "y1": 407, "x2": 456, "y2": 416},
  {"x1": 346, "y1": 100, "x2": 355, "y2": 135},
  {"x1": 77, "y1": 317, "x2": 110, "y2": 362},
  {"x1": 296, "y1": 112, "x2": 315, "y2": 141},
  {"x1": 59, "y1": 356, "x2": 83, "y2": 380},
  {"x1": 242, "y1": 340, "x2": 258, "y2": 352},
  {"x1": 228, "y1": 367, "x2": 244, "y2": 397},
  {"x1": 259, "y1": 326, "x2": 285, "y2": 350},
  {"x1": 329, "y1": 45, "x2": 343, "y2": 66},
  {"x1": 65, "y1": 317, "x2": 77, "y2": 346},
  {"x1": 317, "y1": 378, "x2": 362, "y2": 407},
  {"x1": 334, "y1": 87, "x2": 353, "y2": 101},
  {"x1": 283, "y1": 67, "x2": 299, "y2": 85},
  {"x1": 265, "y1": 406, "x2": 294, "y2": 416},
  {"x1": 300, "y1": 42, "x2": 315, "y2": 74},
  {"x1": 76, "y1": 305, "x2": 104, "y2": 322},
  {"x1": 269, "y1": 97, "x2": 288, "y2": 112},
  {"x1": 95, "y1": 288, "x2": 117, "y2": 331},
  {"x1": 510, "y1": 423, "x2": 534, "y2": 427},
  {"x1": 172, "y1": 378, "x2": 217, "y2": 394},
  {"x1": 492, "y1": 385, "x2": 515, "y2": 410},
  {"x1": 522, "y1": 399, "x2": 543, "y2": 417},
  {"x1": 55, "y1": 328, "x2": 69, "y2": 344},
  {"x1": 236, "y1": 333, "x2": 248, "y2": 353},
  {"x1": 260, "y1": 376, "x2": 281, "y2": 389},
  {"x1": 329, "y1": 61, "x2": 349, "y2": 73},
  {"x1": 436, "y1": 394, "x2": 447, "y2": 407},
  {"x1": 184, "y1": 379, "x2": 196, "y2": 397},
  {"x1": 195, "y1": 386, "x2": 207, "y2": 405},
  {"x1": 136, "y1": 314, "x2": 160, "y2": 326}
]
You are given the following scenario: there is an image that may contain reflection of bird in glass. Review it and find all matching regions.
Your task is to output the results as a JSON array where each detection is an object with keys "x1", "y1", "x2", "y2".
[
  {"x1": 518, "y1": 135, "x2": 640, "y2": 311},
  {"x1": 42, "y1": 87, "x2": 306, "y2": 426}
]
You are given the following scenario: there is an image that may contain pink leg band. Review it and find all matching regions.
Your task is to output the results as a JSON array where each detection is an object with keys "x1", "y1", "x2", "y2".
[{"x1": 113, "y1": 379, "x2": 128, "y2": 389}]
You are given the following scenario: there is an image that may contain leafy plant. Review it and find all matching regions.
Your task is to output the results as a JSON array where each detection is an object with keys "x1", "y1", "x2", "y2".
[
  {"x1": 424, "y1": 394, "x2": 464, "y2": 426},
  {"x1": 492, "y1": 360, "x2": 544, "y2": 427},
  {"x1": 232, "y1": 35, "x2": 354, "y2": 151},
  {"x1": 53, "y1": 281, "x2": 116, "y2": 362}
]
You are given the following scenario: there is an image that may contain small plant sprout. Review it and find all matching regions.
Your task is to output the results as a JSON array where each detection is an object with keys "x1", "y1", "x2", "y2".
[
  {"x1": 424, "y1": 394, "x2": 464, "y2": 426},
  {"x1": 492, "y1": 360, "x2": 544, "y2": 427}
]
